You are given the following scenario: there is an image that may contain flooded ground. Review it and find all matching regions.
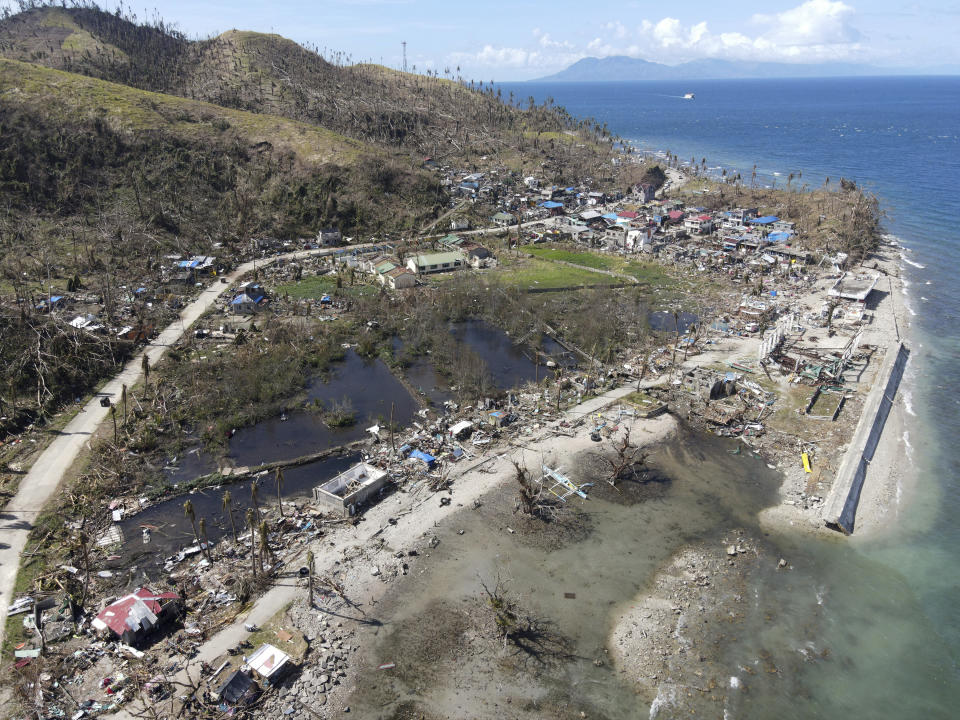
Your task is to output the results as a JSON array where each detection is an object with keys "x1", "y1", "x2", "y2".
[
  {"x1": 648, "y1": 310, "x2": 699, "y2": 333},
  {"x1": 162, "y1": 445, "x2": 218, "y2": 486},
  {"x1": 450, "y1": 318, "x2": 578, "y2": 390},
  {"x1": 345, "y1": 429, "x2": 784, "y2": 719},
  {"x1": 228, "y1": 350, "x2": 418, "y2": 467},
  {"x1": 115, "y1": 452, "x2": 361, "y2": 576}
]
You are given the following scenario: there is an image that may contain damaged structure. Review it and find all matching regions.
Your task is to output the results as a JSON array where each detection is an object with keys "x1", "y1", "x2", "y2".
[
  {"x1": 312, "y1": 462, "x2": 390, "y2": 516},
  {"x1": 91, "y1": 587, "x2": 182, "y2": 646}
]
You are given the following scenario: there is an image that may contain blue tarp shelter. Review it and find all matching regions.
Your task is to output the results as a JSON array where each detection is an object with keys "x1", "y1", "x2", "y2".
[
  {"x1": 767, "y1": 231, "x2": 793, "y2": 243},
  {"x1": 539, "y1": 201, "x2": 564, "y2": 209},
  {"x1": 750, "y1": 216, "x2": 779, "y2": 225}
]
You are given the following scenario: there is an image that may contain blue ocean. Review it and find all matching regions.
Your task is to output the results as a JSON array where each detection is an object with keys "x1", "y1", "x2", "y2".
[{"x1": 502, "y1": 76, "x2": 960, "y2": 718}]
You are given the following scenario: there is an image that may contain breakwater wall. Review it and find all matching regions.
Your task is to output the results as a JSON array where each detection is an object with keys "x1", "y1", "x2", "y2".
[{"x1": 823, "y1": 342, "x2": 910, "y2": 534}]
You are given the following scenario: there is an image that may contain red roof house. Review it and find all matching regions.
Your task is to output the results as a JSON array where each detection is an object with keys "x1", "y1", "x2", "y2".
[{"x1": 92, "y1": 587, "x2": 182, "y2": 645}]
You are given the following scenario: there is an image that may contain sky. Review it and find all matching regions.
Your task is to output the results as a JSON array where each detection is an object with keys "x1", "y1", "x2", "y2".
[{"x1": 15, "y1": 1, "x2": 960, "y2": 79}]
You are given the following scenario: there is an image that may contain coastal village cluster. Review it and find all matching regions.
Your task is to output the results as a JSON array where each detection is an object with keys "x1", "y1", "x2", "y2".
[{"x1": 3, "y1": 156, "x2": 896, "y2": 720}]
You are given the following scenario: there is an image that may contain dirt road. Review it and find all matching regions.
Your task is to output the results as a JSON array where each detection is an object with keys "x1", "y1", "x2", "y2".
[{"x1": 0, "y1": 246, "x2": 366, "y2": 644}]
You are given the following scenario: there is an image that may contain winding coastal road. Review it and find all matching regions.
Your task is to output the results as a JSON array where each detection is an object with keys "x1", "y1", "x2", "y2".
[{"x1": 0, "y1": 245, "x2": 366, "y2": 644}]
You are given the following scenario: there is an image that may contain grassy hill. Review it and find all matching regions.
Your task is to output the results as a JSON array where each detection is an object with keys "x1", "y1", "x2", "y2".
[
  {"x1": 0, "y1": 56, "x2": 368, "y2": 165},
  {"x1": 0, "y1": 56, "x2": 446, "y2": 238},
  {"x1": 0, "y1": 4, "x2": 614, "y2": 175}
]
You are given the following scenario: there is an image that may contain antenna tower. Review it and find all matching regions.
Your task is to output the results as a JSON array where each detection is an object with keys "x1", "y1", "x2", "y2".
[{"x1": 402, "y1": 41, "x2": 407, "y2": 73}]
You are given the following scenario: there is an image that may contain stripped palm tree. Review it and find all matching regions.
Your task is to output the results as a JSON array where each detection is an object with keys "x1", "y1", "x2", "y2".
[
  {"x1": 183, "y1": 500, "x2": 207, "y2": 560},
  {"x1": 246, "y1": 508, "x2": 258, "y2": 578},
  {"x1": 258, "y1": 521, "x2": 273, "y2": 569},
  {"x1": 275, "y1": 468, "x2": 285, "y2": 518},
  {"x1": 141, "y1": 354, "x2": 150, "y2": 399},
  {"x1": 222, "y1": 490, "x2": 237, "y2": 544},
  {"x1": 198, "y1": 518, "x2": 212, "y2": 562},
  {"x1": 251, "y1": 479, "x2": 261, "y2": 524}
]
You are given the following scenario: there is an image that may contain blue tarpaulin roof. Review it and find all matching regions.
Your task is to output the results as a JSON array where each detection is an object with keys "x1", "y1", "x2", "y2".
[
  {"x1": 539, "y1": 201, "x2": 564, "y2": 209},
  {"x1": 750, "y1": 215, "x2": 779, "y2": 225},
  {"x1": 767, "y1": 231, "x2": 793, "y2": 243},
  {"x1": 602, "y1": 212, "x2": 619, "y2": 220},
  {"x1": 231, "y1": 294, "x2": 265, "y2": 305},
  {"x1": 409, "y1": 450, "x2": 436, "y2": 466}
]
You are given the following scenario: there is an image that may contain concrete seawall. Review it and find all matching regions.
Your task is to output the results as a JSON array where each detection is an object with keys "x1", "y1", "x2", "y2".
[{"x1": 823, "y1": 342, "x2": 911, "y2": 534}]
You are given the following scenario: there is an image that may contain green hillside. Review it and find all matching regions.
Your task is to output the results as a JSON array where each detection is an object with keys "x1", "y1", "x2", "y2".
[{"x1": 0, "y1": 4, "x2": 614, "y2": 175}]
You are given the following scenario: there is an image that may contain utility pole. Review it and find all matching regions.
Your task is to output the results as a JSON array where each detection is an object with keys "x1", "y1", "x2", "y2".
[{"x1": 402, "y1": 41, "x2": 407, "y2": 73}]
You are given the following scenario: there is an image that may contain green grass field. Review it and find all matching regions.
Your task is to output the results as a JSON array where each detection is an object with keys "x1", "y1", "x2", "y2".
[
  {"x1": 275, "y1": 274, "x2": 377, "y2": 299},
  {"x1": 525, "y1": 245, "x2": 675, "y2": 287},
  {"x1": 489, "y1": 256, "x2": 622, "y2": 289}
]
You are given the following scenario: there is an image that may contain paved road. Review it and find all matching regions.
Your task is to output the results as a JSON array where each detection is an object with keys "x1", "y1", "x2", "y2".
[{"x1": 0, "y1": 245, "x2": 365, "y2": 644}]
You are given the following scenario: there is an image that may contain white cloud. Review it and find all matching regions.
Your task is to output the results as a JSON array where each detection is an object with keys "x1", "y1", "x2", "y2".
[
  {"x1": 754, "y1": 0, "x2": 860, "y2": 46},
  {"x1": 450, "y1": 28, "x2": 582, "y2": 73},
  {"x1": 532, "y1": 28, "x2": 575, "y2": 50},
  {"x1": 448, "y1": 1, "x2": 869, "y2": 78},
  {"x1": 603, "y1": 0, "x2": 866, "y2": 63},
  {"x1": 474, "y1": 45, "x2": 534, "y2": 68}
]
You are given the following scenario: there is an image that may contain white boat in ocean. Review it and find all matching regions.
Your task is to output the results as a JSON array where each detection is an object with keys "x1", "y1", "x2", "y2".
[{"x1": 683, "y1": 92, "x2": 695, "y2": 100}]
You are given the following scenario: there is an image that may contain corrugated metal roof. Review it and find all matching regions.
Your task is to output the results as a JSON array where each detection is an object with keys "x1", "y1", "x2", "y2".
[
  {"x1": 92, "y1": 587, "x2": 179, "y2": 638},
  {"x1": 410, "y1": 251, "x2": 465, "y2": 266},
  {"x1": 247, "y1": 643, "x2": 291, "y2": 680}
]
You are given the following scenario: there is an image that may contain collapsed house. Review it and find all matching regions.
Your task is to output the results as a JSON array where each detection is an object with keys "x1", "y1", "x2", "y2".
[
  {"x1": 681, "y1": 368, "x2": 738, "y2": 402},
  {"x1": 212, "y1": 669, "x2": 258, "y2": 705}
]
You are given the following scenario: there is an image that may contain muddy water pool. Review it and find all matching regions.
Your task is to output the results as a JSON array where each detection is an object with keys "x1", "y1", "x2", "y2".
[{"x1": 347, "y1": 430, "x2": 783, "y2": 718}]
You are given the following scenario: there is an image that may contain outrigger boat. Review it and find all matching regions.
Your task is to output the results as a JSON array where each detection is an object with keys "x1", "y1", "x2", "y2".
[{"x1": 542, "y1": 465, "x2": 592, "y2": 501}]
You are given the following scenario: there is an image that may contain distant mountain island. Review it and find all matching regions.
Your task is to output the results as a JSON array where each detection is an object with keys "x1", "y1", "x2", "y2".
[{"x1": 533, "y1": 55, "x2": 944, "y2": 82}]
